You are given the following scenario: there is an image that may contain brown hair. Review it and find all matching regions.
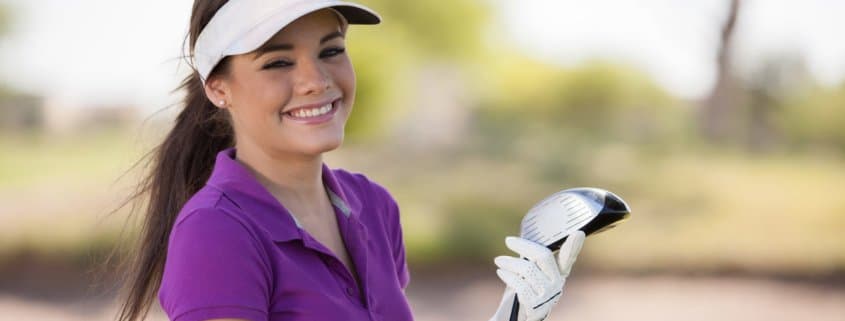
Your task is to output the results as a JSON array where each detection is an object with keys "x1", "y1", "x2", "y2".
[{"x1": 111, "y1": 1, "x2": 233, "y2": 320}]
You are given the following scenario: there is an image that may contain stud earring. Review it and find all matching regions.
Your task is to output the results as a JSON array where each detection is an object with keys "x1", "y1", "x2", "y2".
[{"x1": 218, "y1": 100, "x2": 225, "y2": 106}]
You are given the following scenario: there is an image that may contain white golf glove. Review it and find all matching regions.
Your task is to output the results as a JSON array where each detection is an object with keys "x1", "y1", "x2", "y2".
[{"x1": 489, "y1": 231, "x2": 586, "y2": 321}]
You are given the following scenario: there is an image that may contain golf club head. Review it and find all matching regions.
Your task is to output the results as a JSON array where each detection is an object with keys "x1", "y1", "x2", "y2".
[
  {"x1": 520, "y1": 187, "x2": 630, "y2": 251},
  {"x1": 509, "y1": 187, "x2": 631, "y2": 321}
]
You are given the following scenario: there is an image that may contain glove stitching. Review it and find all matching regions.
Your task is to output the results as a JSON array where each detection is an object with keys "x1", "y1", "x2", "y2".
[{"x1": 531, "y1": 290, "x2": 562, "y2": 309}]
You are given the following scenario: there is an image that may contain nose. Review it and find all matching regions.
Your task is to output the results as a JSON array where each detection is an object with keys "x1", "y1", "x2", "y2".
[{"x1": 293, "y1": 57, "x2": 331, "y2": 96}]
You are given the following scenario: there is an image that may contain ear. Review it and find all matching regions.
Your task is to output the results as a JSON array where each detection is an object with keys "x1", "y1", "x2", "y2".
[{"x1": 204, "y1": 75, "x2": 231, "y2": 109}]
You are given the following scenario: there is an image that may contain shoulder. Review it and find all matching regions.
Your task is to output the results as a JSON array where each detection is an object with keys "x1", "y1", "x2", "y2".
[
  {"x1": 169, "y1": 187, "x2": 260, "y2": 248},
  {"x1": 330, "y1": 167, "x2": 396, "y2": 205},
  {"x1": 329, "y1": 167, "x2": 402, "y2": 237},
  {"x1": 175, "y1": 185, "x2": 226, "y2": 224},
  {"x1": 163, "y1": 204, "x2": 271, "y2": 288},
  {"x1": 169, "y1": 206, "x2": 261, "y2": 252},
  {"x1": 174, "y1": 185, "x2": 251, "y2": 232}
]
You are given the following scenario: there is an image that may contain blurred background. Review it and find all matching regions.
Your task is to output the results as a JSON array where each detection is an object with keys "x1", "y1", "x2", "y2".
[{"x1": 1, "y1": 0, "x2": 843, "y2": 320}]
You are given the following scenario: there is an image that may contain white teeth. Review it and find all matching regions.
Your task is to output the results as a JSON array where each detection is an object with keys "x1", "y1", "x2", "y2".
[{"x1": 289, "y1": 102, "x2": 334, "y2": 118}]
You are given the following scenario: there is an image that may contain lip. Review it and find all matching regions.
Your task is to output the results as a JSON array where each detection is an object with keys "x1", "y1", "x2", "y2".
[
  {"x1": 280, "y1": 98, "x2": 341, "y2": 125},
  {"x1": 282, "y1": 97, "x2": 341, "y2": 114}
]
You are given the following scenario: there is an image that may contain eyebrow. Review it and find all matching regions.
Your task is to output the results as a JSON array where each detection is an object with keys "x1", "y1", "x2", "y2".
[{"x1": 253, "y1": 31, "x2": 345, "y2": 60}]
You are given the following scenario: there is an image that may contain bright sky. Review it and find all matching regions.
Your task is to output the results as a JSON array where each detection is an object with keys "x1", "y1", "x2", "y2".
[{"x1": 2, "y1": 0, "x2": 844, "y2": 109}]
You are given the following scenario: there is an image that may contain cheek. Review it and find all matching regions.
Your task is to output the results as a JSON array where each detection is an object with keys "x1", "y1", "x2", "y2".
[
  {"x1": 330, "y1": 59, "x2": 356, "y2": 94},
  {"x1": 235, "y1": 74, "x2": 292, "y2": 114}
]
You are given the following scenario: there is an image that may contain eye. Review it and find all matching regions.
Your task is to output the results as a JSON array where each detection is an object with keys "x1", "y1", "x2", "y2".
[
  {"x1": 320, "y1": 47, "x2": 346, "y2": 58},
  {"x1": 262, "y1": 59, "x2": 292, "y2": 69}
]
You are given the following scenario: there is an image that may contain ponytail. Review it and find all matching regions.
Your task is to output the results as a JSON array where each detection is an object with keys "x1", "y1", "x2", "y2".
[
  {"x1": 112, "y1": 70, "x2": 232, "y2": 321},
  {"x1": 108, "y1": 2, "x2": 235, "y2": 320}
]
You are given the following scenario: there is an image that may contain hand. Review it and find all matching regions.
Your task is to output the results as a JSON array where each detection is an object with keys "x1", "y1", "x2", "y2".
[
  {"x1": 488, "y1": 231, "x2": 586, "y2": 321},
  {"x1": 556, "y1": 231, "x2": 585, "y2": 281}
]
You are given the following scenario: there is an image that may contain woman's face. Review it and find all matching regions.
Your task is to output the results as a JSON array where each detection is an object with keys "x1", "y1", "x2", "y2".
[{"x1": 206, "y1": 9, "x2": 355, "y2": 158}]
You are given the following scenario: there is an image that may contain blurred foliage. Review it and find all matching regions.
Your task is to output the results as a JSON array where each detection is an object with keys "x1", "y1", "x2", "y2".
[
  {"x1": 497, "y1": 61, "x2": 688, "y2": 141},
  {"x1": 775, "y1": 83, "x2": 845, "y2": 153},
  {"x1": 0, "y1": 129, "x2": 135, "y2": 188},
  {"x1": 341, "y1": 0, "x2": 491, "y2": 141},
  {"x1": 344, "y1": 1, "x2": 696, "y2": 151},
  {"x1": 2, "y1": 0, "x2": 844, "y2": 279},
  {"x1": 0, "y1": 4, "x2": 9, "y2": 99},
  {"x1": 328, "y1": 0, "x2": 845, "y2": 157},
  {"x1": 343, "y1": 28, "x2": 411, "y2": 140},
  {"x1": 381, "y1": 143, "x2": 845, "y2": 276},
  {"x1": 439, "y1": 196, "x2": 523, "y2": 261},
  {"x1": 3, "y1": 129, "x2": 843, "y2": 277},
  {"x1": 360, "y1": 0, "x2": 490, "y2": 60},
  {"x1": 0, "y1": 4, "x2": 8, "y2": 37}
]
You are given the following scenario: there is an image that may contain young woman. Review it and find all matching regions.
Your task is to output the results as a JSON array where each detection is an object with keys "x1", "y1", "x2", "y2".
[{"x1": 114, "y1": 1, "x2": 585, "y2": 321}]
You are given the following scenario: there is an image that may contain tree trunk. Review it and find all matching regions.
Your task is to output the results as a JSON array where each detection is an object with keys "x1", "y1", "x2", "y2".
[{"x1": 700, "y1": 0, "x2": 743, "y2": 143}]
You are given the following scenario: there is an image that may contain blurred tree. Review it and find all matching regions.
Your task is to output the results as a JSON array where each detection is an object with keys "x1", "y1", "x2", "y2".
[
  {"x1": 0, "y1": 4, "x2": 8, "y2": 36},
  {"x1": 700, "y1": 0, "x2": 743, "y2": 143},
  {"x1": 0, "y1": 3, "x2": 12, "y2": 100},
  {"x1": 439, "y1": 195, "x2": 523, "y2": 264},
  {"x1": 341, "y1": 0, "x2": 491, "y2": 142},
  {"x1": 346, "y1": 0, "x2": 691, "y2": 150},
  {"x1": 358, "y1": 0, "x2": 490, "y2": 61},
  {"x1": 745, "y1": 68, "x2": 778, "y2": 152},
  {"x1": 775, "y1": 82, "x2": 845, "y2": 153},
  {"x1": 744, "y1": 53, "x2": 811, "y2": 152},
  {"x1": 474, "y1": 54, "x2": 683, "y2": 143}
]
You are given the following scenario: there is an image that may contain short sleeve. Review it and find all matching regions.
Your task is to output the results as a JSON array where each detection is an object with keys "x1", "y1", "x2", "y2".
[
  {"x1": 388, "y1": 197, "x2": 411, "y2": 289},
  {"x1": 158, "y1": 208, "x2": 271, "y2": 321},
  {"x1": 370, "y1": 182, "x2": 410, "y2": 290}
]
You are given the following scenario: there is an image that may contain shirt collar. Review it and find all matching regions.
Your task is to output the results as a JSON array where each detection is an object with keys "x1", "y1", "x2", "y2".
[{"x1": 206, "y1": 147, "x2": 356, "y2": 242}]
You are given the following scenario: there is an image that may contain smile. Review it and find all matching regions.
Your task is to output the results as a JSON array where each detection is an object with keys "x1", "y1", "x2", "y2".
[{"x1": 280, "y1": 98, "x2": 341, "y2": 124}]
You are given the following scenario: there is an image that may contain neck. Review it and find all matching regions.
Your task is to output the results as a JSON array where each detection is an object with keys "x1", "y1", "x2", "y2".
[{"x1": 233, "y1": 141, "x2": 326, "y2": 210}]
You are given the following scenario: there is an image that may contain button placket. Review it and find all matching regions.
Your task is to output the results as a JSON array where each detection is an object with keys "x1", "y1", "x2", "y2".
[
  {"x1": 344, "y1": 218, "x2": 370, "y2": 307},
  {"x1": 324, "y1": 185, "x2": 373, "y2": 308},
  {"x1": 316, "y1": 253, "x2": 359, "y2": 301},
  {"x1": 301, "y1": 212, "x2": 367, "y2": 306}
]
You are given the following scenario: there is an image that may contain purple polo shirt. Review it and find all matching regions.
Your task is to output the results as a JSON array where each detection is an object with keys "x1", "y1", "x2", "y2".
[{"x1": 158, "y1": 147, "x2": 413, "y2": 321}]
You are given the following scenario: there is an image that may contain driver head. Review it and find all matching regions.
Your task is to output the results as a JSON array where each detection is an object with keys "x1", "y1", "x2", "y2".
[{"x1": 520, "y1": 187, "x2": 630, "y2": 251}]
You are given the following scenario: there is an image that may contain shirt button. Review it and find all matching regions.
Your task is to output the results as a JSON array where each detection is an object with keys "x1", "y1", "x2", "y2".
[{"x1": 346, "y1": 287, "x2": 357, "y2": 297}]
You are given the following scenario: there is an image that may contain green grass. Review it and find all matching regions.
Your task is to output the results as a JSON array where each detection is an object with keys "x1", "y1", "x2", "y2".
[
  {"x1": 0, "y1": 128, "x2": 147, "y2": 189},
  {"x1": 579, "y1": 150, "x2": 845, "y2": 275},
  {"x1": 0, "y1": 128, "x2": 149, "y2": 257},
  {"x1": 375, "y1": 145, "x2": 845, "y2": 276},
  {"x1": 2, "y1": 131, "x2": 844, "y2": 277}
]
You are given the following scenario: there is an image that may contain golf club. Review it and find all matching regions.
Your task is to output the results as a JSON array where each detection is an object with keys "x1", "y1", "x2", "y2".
[{"x1": 509, "y1": 187, "x2": 631, "y2": 321}]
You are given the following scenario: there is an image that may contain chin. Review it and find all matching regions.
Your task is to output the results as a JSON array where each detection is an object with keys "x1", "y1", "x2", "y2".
[{"x1": 300, "y1": 136, "x2": 344, "y2": 155}]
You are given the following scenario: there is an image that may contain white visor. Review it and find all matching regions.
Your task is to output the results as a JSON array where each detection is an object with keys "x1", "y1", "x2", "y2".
[{"x1": 194, "y1": 0, "x2": 381, "y2": 84}]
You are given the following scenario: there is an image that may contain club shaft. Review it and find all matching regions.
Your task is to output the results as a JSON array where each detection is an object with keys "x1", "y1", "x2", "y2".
[{"x1": 509, "y1": 295, "x2": 519, "y2": 321}]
